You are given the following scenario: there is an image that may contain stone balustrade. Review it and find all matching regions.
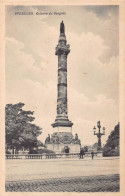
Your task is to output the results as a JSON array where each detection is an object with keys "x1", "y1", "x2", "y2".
[{"x1": 6, "y1": 152, "x2": 98, "y2": 159}]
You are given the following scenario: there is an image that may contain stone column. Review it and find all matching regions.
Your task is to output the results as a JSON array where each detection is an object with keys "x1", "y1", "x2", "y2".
[{"x1": 52, "y1": 21, "x2": 73, "y2": 130}]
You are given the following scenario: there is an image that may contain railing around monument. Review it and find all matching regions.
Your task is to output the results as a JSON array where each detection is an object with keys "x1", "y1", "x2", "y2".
[{"x1": 6, "y1": 152, "x2": 98, "y2": 159}]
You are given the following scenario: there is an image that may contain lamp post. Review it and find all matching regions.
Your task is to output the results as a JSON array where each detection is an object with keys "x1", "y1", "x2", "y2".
[{"x1": 93, "y1": 121, "x2": 105, "y2": 151}]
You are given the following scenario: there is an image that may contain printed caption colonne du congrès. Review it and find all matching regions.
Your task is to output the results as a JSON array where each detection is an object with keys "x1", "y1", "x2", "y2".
[{"x1": 15, "y1": 11, "x2": 66, "y2": 15}]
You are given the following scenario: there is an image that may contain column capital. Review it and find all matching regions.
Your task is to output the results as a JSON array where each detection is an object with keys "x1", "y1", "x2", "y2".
[{"x1": 55, "y1": 44, "x2": 70, "y2": 56}]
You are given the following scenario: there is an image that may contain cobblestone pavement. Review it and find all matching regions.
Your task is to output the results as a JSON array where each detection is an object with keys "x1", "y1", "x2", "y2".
[{"x1": 6, "y1": 174, "x2": 119, "y2": 192}]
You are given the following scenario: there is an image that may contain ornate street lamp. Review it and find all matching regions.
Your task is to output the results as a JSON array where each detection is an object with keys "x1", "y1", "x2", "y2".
[{"x1": 93, "y1": 121, "x2": 106, "y2": 151}]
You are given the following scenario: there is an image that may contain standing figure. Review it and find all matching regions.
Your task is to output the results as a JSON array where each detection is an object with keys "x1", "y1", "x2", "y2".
[
  {"x1": 91, "y1": 151, "x2": 94, "y2": 159},
  {"x1": 80, "y1": 148, "x2": 85, "y2": 159},
  {"x1": 45, "y1": 134, "x2": 50, "y2": 143},
  {"x1": 75, "y1": 133, "x2": 78, "y2": 141},
  {"x1": 60, "y1": 21, "x2": 65, "y2": 35}
]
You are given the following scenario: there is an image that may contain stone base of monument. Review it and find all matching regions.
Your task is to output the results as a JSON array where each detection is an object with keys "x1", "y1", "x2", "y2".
[
  {"x1": 46, "y1": 143, "x2": 80, "y2": 154},
  {"x1": 45, "y1": 132, "x2": 81, "y2": 154},
  {"x1": 53, "y1": 126, "x2": 72, "y2": 133}
]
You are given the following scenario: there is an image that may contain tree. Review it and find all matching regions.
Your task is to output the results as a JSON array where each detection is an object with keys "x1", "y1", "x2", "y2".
[
  {"x1": 103, "y1": 123, "x2": 119, "y2": 157},
  {"x1": 5, "y1": 102, "x2": 42, "y2": 153},
  {"x1": 83, "y1": 146, "x2": 89, "y2": 152},
  {"x1": 92, "y1": 143, "x2": 98, "y2": 150}
]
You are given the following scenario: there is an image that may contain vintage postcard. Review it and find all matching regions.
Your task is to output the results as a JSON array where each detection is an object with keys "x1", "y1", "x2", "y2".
[{"x1": 0, "y1": 0, "x2": 125, "y2": 195}]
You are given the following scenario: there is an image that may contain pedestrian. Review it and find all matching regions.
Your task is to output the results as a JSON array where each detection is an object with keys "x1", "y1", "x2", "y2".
[
  {"x1": 91, "y1": 151, "x2": 94, "y2": 159},
  {"x1": 79, "y1": 149, "x2": 81, "y2": 159},
  {"x1": 80, "y1": 148, "x2": 85, "y2": 159}
]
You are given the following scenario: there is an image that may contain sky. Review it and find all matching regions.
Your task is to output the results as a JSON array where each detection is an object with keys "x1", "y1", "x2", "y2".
[{"x1": 5, "y1": 5, "x2": 119, "y2": 146}]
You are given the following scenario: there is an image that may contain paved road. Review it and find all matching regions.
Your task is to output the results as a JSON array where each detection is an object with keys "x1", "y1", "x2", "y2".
[
  {"x1": 6, "y1": 157, "x2": 120, "y2": 192},
  {"x1": 6, "y1": 157, "x2": 119, "y2": 181}
]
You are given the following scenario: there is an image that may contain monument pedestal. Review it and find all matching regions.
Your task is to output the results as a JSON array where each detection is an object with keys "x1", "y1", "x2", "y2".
[
  {"x1": 45, "y1": 132, "x2": 81, "y2": 154},
  {"x1": 52, "y1": 117, "x2": 73, "y2": 130},
  {"x1": 46, "y1": 143, "x2": 81, "y2": 154},
  {"x1": 53, "y1": 126, "x2": 72, "y2": 133}
]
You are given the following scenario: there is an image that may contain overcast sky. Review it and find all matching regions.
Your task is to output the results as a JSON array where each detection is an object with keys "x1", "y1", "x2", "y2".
[{"x1": 6, "y1": 5, "x2": 119, "y2": 146}]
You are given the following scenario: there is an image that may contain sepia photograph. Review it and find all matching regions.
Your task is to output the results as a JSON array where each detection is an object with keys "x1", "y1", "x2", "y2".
[{"x1": 0, "y1": 2, "x2": 125, "y2": 194}]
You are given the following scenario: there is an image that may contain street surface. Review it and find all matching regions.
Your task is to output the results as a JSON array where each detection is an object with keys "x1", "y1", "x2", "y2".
[{"x1": 6, "y1": 157, "x2": 119, "y2": 192}]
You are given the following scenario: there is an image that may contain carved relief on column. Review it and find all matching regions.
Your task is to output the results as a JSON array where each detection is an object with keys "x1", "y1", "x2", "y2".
[
  {"x1": 57, "y1": 98, "x2": 67, "y2": 116},
  {"x1": 58, "y1": 71, "x2": 67, "y2": 84},
  {"x1": 58, "y1": 85, "x2": 67, "y2": 99},
  {"x1": 58, "y1": 55, "x2": 67, "y2": 70}
]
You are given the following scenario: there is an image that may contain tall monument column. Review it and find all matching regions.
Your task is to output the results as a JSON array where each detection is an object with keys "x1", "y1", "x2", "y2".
[
  {"x1": 52, "y1": 21, "x2": 73, "y2": 132},
  {"x1": 45, "y1": 21, "x2": 80, "y2": 153}
]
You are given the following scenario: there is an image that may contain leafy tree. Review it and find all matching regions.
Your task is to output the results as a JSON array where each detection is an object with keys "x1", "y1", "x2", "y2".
[
  {"x1": 103, "y1": 123, "x2": 119, "y2": 157},
  {"x1": 83, "y1": 146, "x2": 89, "y2": 152},
  {"x1": 29, "y1": 148, "x2": 55, "y2": 154},
  {"x1": 92, "y1": 143, "x2": 98, "y2": 150},
  {"x1": 5, "y1": 102, "x2": 42, "y2": 153}
]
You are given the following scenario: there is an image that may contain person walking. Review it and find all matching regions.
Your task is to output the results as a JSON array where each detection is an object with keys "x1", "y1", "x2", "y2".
[
  {"x1": 80, "y1": 148, "x2": 85, "y2": 159},
  {"x1": 91, "y1": 151, "x2": 94, "y2": 159}
]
